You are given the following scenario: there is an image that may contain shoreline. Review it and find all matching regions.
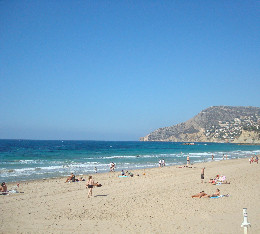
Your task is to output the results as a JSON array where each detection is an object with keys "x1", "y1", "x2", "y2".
[
  {"x1": 2, "y1": 140, "x2": 260, "y2": 184},
  {"x1": 4, "y1": 155, "x2": 254, "y2": 186}
]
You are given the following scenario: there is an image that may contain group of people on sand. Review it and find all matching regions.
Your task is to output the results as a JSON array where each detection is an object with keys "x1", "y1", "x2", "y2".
[
  {"x1": 65, "y1": 173, "x2": 102, "y2": 198},
  {"x1": 158, "y1": 159, "x2": 165, "y2": 167},
  {"x1": 249, "y1": 155, "x2": 259, "y2": 164},
  {"x1": 0, "y1": 182, "x2": 22, "y2": 195},
  {"x1": 65, "y1": 173, "x2": 85, "y2": 183},
  {"x1": 192, "y1": 188, "x2": 227, "y2": 198},
  {"x1": 121, "y1": 170, "x2": 134, "y2": 177},
  {"x1": 208, "y1": 175, "x2": 230, "y2": 185},
  {"x1": 193, "y1": 167, "x2": 230, "y2": 198}
]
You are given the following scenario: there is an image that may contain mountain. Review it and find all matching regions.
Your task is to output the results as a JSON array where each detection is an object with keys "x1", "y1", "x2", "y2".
[{"x1": 140, "y1": 106, "x2": 260, "y2": 143}]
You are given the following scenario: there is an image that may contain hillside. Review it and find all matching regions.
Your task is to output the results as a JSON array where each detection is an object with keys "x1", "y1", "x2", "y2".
[{"x1": 140, "y1": 106, "x2": 260, "y2": 143}]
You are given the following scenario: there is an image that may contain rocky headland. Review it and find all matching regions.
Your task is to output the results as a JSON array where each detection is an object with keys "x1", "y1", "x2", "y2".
[{"x1": 140, "y1": 106, "x2": 260, "y2": 143}]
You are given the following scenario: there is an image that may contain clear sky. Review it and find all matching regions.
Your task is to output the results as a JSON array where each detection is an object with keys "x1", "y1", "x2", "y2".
[{"x1": 0, "y1": 1, "x2": 259, "y2": 141}]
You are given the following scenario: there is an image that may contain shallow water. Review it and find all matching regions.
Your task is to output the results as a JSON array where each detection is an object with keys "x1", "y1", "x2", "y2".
[{"x1": 0, "y1": 140, "x2": 259, "y2": 182}]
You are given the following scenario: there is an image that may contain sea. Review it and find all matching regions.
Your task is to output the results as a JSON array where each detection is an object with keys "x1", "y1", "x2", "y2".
[{"x1": 0, "y1": 139, "x2": 259, "y2": 183}]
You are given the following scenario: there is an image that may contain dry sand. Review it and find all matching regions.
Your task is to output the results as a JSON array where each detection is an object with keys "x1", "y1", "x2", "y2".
[{"x1": 1, "y1": 158, "x2": 259, "y2": 234}]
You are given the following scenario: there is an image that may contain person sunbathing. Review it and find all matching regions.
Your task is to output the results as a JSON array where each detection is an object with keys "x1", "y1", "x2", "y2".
[
  {"x1": 76, "y1": 177, "x2": 85, "y2": 181},
  {"x1": 209, "y1": 177, "x2": 230, "y2": 185},
  {"x1": 206, "y1": 188, "x2": 220, "y2": 198},
  {"x1": 191, "y1": 191, "x2": 208, "y2": 198}
]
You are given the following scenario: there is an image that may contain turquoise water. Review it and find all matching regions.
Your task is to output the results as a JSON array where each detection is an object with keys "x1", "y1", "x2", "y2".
[{"x1": 0, "y1": 140, "x2": 259, "y2": 182}]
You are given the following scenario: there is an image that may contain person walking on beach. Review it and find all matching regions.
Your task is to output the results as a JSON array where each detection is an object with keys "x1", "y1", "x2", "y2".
[
  {"x1": 86, "y1": 176, "x2": 95, "y2": 198},
  {"x1": 201, "y1": 167, "x2": 205, "y2": 183}
]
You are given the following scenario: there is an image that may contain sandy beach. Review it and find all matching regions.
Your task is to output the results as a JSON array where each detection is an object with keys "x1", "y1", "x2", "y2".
[{"x1": 0, "y1": 158, "x2": 259, "y2": 234}]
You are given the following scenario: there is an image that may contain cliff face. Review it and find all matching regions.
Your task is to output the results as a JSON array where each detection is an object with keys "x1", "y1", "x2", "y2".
[{"x1": 140, "y1": 106, "x2": 260, "y2": 143}]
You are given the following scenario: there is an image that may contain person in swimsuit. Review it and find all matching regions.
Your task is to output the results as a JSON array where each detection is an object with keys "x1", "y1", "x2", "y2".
[
  {"x1": 65, "y1": 173, "x2": 75, "y2": 183},
  {"x1": 86, "y1": 175, "x2": 95, "y2": 198},
  {"x1": 0, "y1": 182, "x2": 7, "y2": 193},
  {"x1": 187, "y1": 155, "x2": 190, "y2": 166},
  {"x1": 201, "y1": 167, "x2": 205, "y2": 183},
  {"x1": 192, "y1": 191, "x2": 208, "y2": 198},
  {"x1": 206, "y1": 188, "x2": 220, "y2": 198}
]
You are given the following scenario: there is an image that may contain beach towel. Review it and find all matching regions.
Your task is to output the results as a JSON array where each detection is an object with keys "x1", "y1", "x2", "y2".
[
  {"x1": 119, "y1": 176, "x2": 128, "y2": 178},
  {"x1": 210, "y1": 194, "x2": 229, "y2": 199}
]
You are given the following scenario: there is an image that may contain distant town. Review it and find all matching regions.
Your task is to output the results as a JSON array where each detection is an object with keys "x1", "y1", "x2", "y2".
[
  {"x1": 206, "y1": 115, "x2": 260, "y2": 141},
  {"x1": 140, "y1": 106, "x2": 260, "y2": 143}
]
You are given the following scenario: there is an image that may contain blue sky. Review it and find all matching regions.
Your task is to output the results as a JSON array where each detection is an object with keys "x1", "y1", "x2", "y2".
[{"x1": 0, "y1": 1, "x2": 259, "y2": 140}]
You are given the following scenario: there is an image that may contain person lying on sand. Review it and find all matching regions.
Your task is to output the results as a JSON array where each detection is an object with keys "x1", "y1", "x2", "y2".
[
  {"x1": 191, "y1": 191, "x2": 208, "y2": 198},
  {"x1": 65, "y1": 173, "x2": 76, "y2": 183},
  {"x1": 76, "y1": 177, "x2": 85, "y2": 181},
  {"x1": 125, "y1": 171, "x2": 134, "y2": 177},
  {"x1": 177, "y1": 166, "x2": 193, "y2": 168},
  {"x1": 206, "y1": 188, "x2": 221, "y2": 198},
  {"x1": 209, "y1": 179, "x2": 230, "y2": 185},
  {"x1": 209, "y1": 174, "x2": 230, "y2": 185}
]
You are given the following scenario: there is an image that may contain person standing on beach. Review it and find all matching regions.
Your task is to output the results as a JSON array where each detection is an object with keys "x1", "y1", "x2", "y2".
[
  {"x1": 212, "y1": 154, "x2": 214, "y2": 161},
  {"x1": 162, "y1": 159, "x2": 165, "y2": 167},
  {"x1": 201, "y1": 167, "x2": 205, "y2": 183},
  {"x1": 225, "y1": 154, "x2": 228, "y2": 160},
  {"x1": 223, "y1": 154, "x2": 225, "y2": 160},
  {"x1": 112, "y1": 162, "x2": 115, "y2": 172},
  {"x1": 187, "y1": 155, "x2": 190, "y2": 166},
  {"x1": 86, "y1": 176, "x2": 95, "y2": 198},
  {"x1": 110, "y1": 162, "x2": 115, "y2": 172}
]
